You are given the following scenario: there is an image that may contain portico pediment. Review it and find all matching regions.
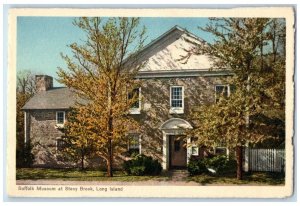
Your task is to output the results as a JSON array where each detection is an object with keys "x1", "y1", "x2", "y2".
[{"x1": 160, "y1": 118, "x2": 193, "y2": 130}]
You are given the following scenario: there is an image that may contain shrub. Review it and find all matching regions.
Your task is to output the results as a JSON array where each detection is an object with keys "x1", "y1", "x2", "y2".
[
  {"x1": 187, "y1": 157, "x2": 208, "y2": 176},
  {"x1": 206, "y1": 155, "x2": 237, "y2": 175},
  {"x1": 130, "y1": 166, "x2": 146, "y2": 176},
  {"x1": 16, "y1": 143, "x2": 34, "y2": 168},
  {"x1": 187, "y1": 155, "x2": 237, "y2": 176},
  {"x1": 123, "y1": 154, "x2": 162, "y2": 176}
]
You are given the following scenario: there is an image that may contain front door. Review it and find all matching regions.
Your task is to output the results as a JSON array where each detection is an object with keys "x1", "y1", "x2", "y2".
[{"x1": 169, "y1": 135, "x2": 187, "y2": 169}]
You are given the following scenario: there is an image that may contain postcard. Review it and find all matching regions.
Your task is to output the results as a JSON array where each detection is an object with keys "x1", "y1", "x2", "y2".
[{"x1": 7, "y1": 7, "x2": 294, "y2": 198}]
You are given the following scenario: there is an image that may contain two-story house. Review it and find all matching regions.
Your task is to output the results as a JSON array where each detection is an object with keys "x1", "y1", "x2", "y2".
[{"x1": 22, "y1": 26, "x2": 231, "y2": 170}]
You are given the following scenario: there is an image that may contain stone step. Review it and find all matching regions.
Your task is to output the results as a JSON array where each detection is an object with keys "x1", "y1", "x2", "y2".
[{"x1": 171, "y1": 170, "x2": 188, "y2": 174}]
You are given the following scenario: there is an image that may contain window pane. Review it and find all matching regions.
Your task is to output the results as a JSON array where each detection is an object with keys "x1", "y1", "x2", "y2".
[
  {"x1": 129, "y1": 135, "x2": 139, "y2": 149},
  {"x1": 171, "y1": 87, "x2": 183, "y2": 108},
  {"x1": 216, "y1": 86, "x2": 228, "y2": 96},
  {"x1": 57, "y1": 112, "x2": 64, "y2": 124},
  {"x1": 215, "y1": 147, "x2": 227, "y2": 155},
  {"x1": 215, "y1": 85, "x2": 229, "y2": 103},
  {"x1": 172, "y1": 100, "x2": 182, "y2": 107},
  {"x1": 128, "y1": 88, "x2": 139, "y2": 108},
  {"x1": 57, "y1": 139, "x2": 66, "y2": 150},
  {"x1": 128, "y1": 134, "x2": 140, "y2": 155}
]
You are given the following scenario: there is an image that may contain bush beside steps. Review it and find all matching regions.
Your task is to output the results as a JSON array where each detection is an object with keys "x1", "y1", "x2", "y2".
[
  {"x1": 123, "y1": 154, "x2": 162, "y2": 176},
  {"x1": 187, "y1": 155, "x2": 237, "y2": 176}
]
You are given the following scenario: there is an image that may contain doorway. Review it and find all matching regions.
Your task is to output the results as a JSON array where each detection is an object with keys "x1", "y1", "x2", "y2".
[{"x1": 169, "y1": 135, "x2": 187, "y2": 169}]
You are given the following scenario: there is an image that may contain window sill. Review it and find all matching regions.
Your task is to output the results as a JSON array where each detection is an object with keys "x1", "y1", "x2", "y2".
[
  {"x1": 169, "y1": 108, "x2": 184, "y2": 114},
  {"x1": 129, "y1": 108, "x2": 141, "y2": 115},
  {"x1": 55, "y1": 124, "x2": 65, "y2": 129}
]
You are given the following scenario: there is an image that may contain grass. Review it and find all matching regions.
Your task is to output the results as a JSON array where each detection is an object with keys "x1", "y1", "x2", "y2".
[
  {"x1": 16, "y1": 168, "x2": 171, "y2": 182},
  {"x1": 185, "y1": 172, "x2": 285, "y2": 185},
  {"x1": 16, "y1": 168, "x2": 285, "y2": 185}
]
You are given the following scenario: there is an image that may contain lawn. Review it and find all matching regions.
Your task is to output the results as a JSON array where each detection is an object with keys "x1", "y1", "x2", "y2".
[
  {"x1": 16, "y1": 168, "x2": 171, "y2": 182},
  {"x1": 186, "y1": 172, "x2": 285, "y2": 185},
  {"x1": 16, "y1": 168, "x2": 285, "y2": 185}
]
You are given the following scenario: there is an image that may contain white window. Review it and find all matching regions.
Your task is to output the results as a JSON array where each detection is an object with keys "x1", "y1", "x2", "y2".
[
  {"x1": 190, "y1": 137, "x2": 199, "y2": 156},
  {"x1": 56, "y1": 111, "x2": 65, "y2": 125},
  {"x1": 170, "y1": 86, "x2": 184, "y2": 114},
  {"x1": 128, "y1": 134, "x2": 141, "y2": 155},
  {"x1": 215, "y1": 85, "x2": 230, "y2": 103},
  {"x1": 128, "y1": 87, "x2": 141, "y2": 114},
  {"x1": 191, "y1": 146, "x2": 199, "y2": 156},
  {"x1": 215, "y1": 147, "x2": 227, "y2": 155},
  {"x1": 214, "y1": 142, "x2": 229, "y2": 156}
]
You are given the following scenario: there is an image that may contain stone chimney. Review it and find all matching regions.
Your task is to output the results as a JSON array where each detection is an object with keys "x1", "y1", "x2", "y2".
[{"x1": 35, "y1": 75, "x2": 53, "y2": 92}]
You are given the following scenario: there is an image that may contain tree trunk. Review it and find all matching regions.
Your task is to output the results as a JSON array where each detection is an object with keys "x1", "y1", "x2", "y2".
[
  {"x1": 81, "y1": 152, "x2": 84, "y2": 170},
  {"x1": 236, "y1": 146, "x2": 243, "y2": 180},
  {"x1": 106, "y1": 83, "x2": 113, "y2": 177},
  {"x1": 107, "y1": 138, "x2": 113, "y2": 177}
]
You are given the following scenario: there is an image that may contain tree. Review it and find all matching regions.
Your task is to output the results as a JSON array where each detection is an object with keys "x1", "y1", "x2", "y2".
[
  {"x1": 57, "y1": 17, "x2": 146, "y2": 176},
  {"x1": 16, "y1": 70, "x2": 36, "y2": 167},
  {"x1": 189, "y1": 18, "x2": 286, "y2": 179},
  {"x1": 57, "y1": 107, "x2": 95, "y2": 170}
]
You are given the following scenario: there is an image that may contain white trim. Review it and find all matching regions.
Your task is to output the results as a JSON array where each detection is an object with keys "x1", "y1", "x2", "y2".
[
  {"x1": 191, "y1": 146, "x2": 199, "y2": 156},
  {"x1": 129, "y1": 87, "x2": 141, "y2": 114},
  {"x1": 55, "y1": 137, "x2": 59, "y2": 151},
  {"x1": 187, "y1": 137, "x2": 199, "y2": 164},
  {"x1": 24, "y1": 111, "x2": 27, "y2": 144},
  {"x1": 162, "y1": 131, "x2": 168, "y2": 170},
  {"x1": 56, "y1": 111, "x2": 65, "y2": 126},
  {"x1": 136, "y1": 69, "x2": 232, "y2": 79},
  {"x1": 139, "y1": 135, "x2": 142, "y2": 155},
  {"x1": 160, "y1": 118, "x2": 193, "y2": 130},
  {"x1": 214, "y1": 146, "x2": 229, "y2": 156},
  {"x1": 169, "y1": 86, "x2": 184, "y2": 114},
  {"x1": 160, "y1": 118, "x2": 193, "y2": 170}
]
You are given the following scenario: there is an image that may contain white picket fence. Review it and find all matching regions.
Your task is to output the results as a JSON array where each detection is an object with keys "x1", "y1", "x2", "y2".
[{"x1": 245, "y1": 148, "x2": 285, "y2": 172}]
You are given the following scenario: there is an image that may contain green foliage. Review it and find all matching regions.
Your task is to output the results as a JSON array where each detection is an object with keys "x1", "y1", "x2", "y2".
[
  {"x1": 189, "y1": 19, "x2": 286, "y2": 180},
  {"x1": 187, "y1": 157, "x2": 208, "y2": 176},
  {"x1": 191, "y1": 18, "x2": 285, "y2": 142},
  {"x1": 205, "y1": 155, "x2": 237, "y2": 175},
  {"x1": 123, "y1": 154, "x2": 162, "y2": 176},
  {"x1": 129, "y1": 166, "x2": 146, "y2": 176},
  {"x1": 188, "y1": 155, "x2": 237, "y2": 176},
  {"x1": 16, "y1": 143, "x2": 34, "y2": 168}
]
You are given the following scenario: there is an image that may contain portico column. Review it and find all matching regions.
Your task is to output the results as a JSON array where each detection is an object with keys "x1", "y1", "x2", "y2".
[
  {"x1": 187, "y1": 137, "x2": 191, "y2": 164},
  {"x1": 162, "y1": 131, "x2": 169, "y2": 170}
]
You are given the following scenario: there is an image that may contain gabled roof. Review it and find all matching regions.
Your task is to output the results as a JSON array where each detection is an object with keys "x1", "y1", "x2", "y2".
[
  {"x1": 125, "y1": 25, "x2": 213, "y2": 73},
  {"x1": 133, "y1": 25, "x2": 205, "y2": 59},
  {"x1": 22, "y1": 87, "x2": 77, "y2": 110}
]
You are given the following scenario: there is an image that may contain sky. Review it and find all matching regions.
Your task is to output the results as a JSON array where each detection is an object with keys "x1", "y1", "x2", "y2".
[{"x1": 17, "y1": 17, "x2": 213, "y2": 86}]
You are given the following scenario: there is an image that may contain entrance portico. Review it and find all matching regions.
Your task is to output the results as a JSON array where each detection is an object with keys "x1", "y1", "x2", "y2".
[{"x1": 160, "y1": 118, "x2": 193, "y2": 170}]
